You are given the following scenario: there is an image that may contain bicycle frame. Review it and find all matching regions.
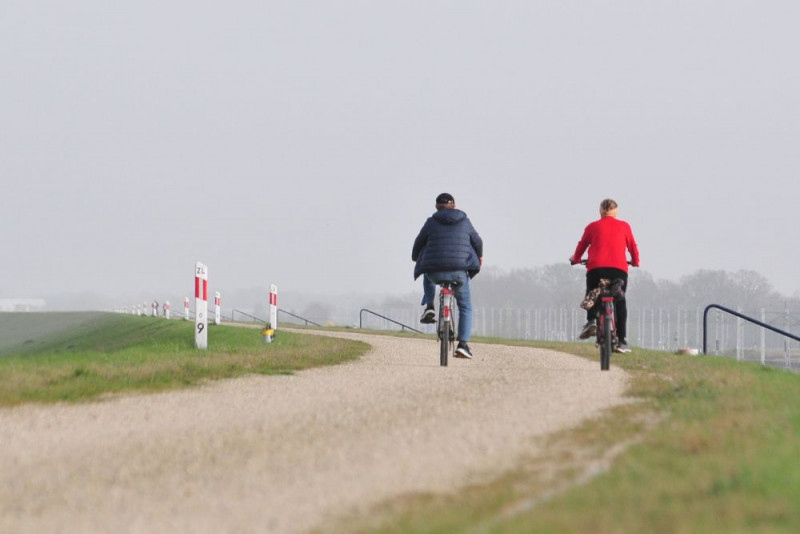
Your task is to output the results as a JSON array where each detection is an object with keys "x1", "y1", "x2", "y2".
[{"x1": 571, "y1": 259, "x2": 628, "y2": 371}]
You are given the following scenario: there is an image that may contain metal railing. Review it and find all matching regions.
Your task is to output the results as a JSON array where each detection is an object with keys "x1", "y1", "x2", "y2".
[
  {"x1": 231, "y1": 309, "x2": 267, "y2": 324},
  {"x1": 278, "y1": 309, "x2": 321, "y2": 327},
  {"x1": 703, "y1": 304, "x2": 800, "y2": 362},
  {"x1": 230, "y1": 308, "x2": 321, "y2": 327},
  {"x1": 359, "y1": 309, "x2": 423, "y2": 333}
]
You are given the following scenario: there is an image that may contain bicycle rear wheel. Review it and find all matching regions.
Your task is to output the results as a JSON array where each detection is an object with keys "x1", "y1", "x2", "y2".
[
  {"x1": 601, "y1": 310, "x2": 612, "y2": 371},
  {"x1": 440, "y1": 321, "x2": 450, "y2": 366}
]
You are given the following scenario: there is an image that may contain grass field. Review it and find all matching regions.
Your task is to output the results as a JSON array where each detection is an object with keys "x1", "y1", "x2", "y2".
[
  {"x1": 335, "y1": 339, "x2": 800, "y2": 534},
  {"x1": 4, "y1": 313, "x2": 800, "y2": 532},
  {"x1": 0, "y1": 312, "x2": 368, "y2": 405}
]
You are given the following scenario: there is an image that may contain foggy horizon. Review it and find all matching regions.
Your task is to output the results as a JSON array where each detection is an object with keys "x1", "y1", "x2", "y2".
[
  {"x1": 3, "y1": 2, "x2": 799, "y2": 305},
  {"x1": 4, "y1": 262, "x2": 798, "y2": 317}
]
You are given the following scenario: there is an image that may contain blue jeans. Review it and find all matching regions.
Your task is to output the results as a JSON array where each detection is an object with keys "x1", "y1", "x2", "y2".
[{"x1": 421, "y1": 271, "x2": 473, "y2": 343}]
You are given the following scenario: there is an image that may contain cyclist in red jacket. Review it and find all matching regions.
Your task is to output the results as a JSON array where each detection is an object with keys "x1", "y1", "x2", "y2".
[{"x1": 570, "y1": 198, "x2": 640, "y2": 353}]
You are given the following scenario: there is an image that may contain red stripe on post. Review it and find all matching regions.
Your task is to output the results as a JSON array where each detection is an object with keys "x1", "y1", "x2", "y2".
[
  {"x1": 195, "y1": 277, "x2": 201, "y2": 298},
  {"x1": 203, "y1": 280, "x2": 208, "y2": 301}
]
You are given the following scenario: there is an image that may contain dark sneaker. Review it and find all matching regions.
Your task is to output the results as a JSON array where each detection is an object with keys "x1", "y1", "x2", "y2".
[
  {"x1": 615, "y1": 343, "x2": 632, "y2": 354},
  {"x1": 420, "y1": 307, "x2": 436, "y2": 324},
  {"x1": 579, "y1": 320, "x2": 597, "y2": 339},
  {"x1": 455, "y1": 342, "x2": 473, "y2": 359}
]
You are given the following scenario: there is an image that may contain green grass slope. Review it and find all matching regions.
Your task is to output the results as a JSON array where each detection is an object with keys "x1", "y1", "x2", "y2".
[
  {"x1": 0, "y1": 311, "x2": 119, "y2": 355},
  {"x1": 333, "y1": 340, "x2": 800, "y2": 534},
  {"x1": 0, "y1": 312, "x2": 367, "y2": 406}
]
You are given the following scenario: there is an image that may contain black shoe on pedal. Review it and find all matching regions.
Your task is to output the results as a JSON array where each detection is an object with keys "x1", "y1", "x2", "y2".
[
  {"x1": 579, "y1": 320, "x2": 597, "y2": 339},
  {"x1": 420, "y1": 307, "x2": 436, "y2": 324}
]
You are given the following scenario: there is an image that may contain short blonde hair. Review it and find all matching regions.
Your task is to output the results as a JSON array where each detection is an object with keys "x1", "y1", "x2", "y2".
[{"x1": 600, "y1": 198, "x2": 618, "y2": 214}]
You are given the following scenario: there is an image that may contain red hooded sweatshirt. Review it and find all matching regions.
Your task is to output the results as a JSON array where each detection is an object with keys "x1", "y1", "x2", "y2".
[{"x1": 571, "y1": 216, "x2": 640, "y2": 272}]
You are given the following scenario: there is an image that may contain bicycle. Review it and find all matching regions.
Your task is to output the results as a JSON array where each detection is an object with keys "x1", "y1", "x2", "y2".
[
  {"x1": 436, "y1": 280, "x2": 459, "y2": 367},
  {"x1": 571, "y1": 260, "x2": 627, "y2": 371}
]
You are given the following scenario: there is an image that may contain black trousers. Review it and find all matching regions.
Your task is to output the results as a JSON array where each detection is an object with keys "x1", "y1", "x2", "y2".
[{"x1": 585, "y1": 268, "x2": 629, "y2": 343}]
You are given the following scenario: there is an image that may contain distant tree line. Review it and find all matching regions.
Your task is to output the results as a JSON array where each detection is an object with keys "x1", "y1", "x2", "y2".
[
  {"x1": 469, "y1": 264, "x2": 800, "y2": 315},
  {"x1": 332, "y1": 264, "x2": 797, "y2": 353},
  {"x1": 264, "y1": 265, "x2": 800, "y2": 337}
]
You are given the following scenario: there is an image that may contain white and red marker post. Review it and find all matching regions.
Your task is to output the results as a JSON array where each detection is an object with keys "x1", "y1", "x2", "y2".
[
  {"x1": 184, "y1": 297, "x2": 190, "y2": 320},
  {"x1": 214, "y1": 291, "x2": 221, "y2": 325},
  {"x1": 269, "y1": 284, "x2": 278, "y2": 330},
  {"x1": 195, "y1": 262, "x2": 208, "y2": 349},
  {"x1": 164, "y1": 301, "x2": 171, "y2": 319}
]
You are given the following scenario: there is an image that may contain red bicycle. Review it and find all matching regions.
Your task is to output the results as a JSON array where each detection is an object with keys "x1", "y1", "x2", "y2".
[
  {"x1": 436, "y1": 280, "x2": 458, "y2": 367},
  {"x1": 572, "y1": 260, "x2": 627, "y2": 371}
]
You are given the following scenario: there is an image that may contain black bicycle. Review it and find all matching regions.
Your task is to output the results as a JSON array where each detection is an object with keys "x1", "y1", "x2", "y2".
[
  {"x1": 436, "y1": 280, "x2": 459, "y2": 367},
  {"x1": 572, "y1": 260, "x2": 627, "y2": 371}
]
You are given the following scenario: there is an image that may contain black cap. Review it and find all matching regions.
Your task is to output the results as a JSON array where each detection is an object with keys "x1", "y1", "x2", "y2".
[{"x1": 436, "y1": 193, "x2": 455, "y2": 205}]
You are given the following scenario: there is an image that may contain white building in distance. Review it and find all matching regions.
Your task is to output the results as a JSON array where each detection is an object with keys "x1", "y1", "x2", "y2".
[{"x1": 0, "y1": 299, "x2": 46, "y2": 312}]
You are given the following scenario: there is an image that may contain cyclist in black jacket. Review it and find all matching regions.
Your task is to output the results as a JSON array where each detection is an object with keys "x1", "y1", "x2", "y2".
[{"x1": 412, "y1": 193, "x2": 483, "y2": 359}]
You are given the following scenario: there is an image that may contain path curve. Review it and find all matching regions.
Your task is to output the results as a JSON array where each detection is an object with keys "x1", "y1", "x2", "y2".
[{"x1": 0, "y1": 330, "x2": 629, "y2": 533}]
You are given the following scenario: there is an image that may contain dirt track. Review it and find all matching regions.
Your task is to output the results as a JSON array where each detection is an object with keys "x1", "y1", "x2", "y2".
[{"x1": 0, "y1": 330, "x2": 629, "y2": 533}]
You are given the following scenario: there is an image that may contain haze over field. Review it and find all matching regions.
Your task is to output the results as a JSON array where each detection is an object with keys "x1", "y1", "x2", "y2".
[{"x1": 2, "y1": 2, "x2": 799, "y2": 308}]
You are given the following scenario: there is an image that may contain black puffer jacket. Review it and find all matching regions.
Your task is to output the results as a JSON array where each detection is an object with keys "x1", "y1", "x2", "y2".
[{"x1": 412, "y1": 208, "x2": 483, "y2": 280}]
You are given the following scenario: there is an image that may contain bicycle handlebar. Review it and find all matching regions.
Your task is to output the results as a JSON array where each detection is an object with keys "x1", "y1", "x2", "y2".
[{"x1": 569, "y1": 258, "x2": 634, "y2": 266}]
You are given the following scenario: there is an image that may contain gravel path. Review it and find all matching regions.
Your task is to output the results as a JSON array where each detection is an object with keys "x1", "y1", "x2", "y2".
[{"x1": 0, "y1": 330, "x2": 630, "y2": 533}]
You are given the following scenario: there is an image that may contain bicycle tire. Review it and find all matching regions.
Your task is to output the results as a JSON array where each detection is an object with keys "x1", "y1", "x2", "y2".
[
  {"x1": 438, "y1": 291, "x2": 449, "y2": 367},
  {"x1": 601, "y1": 308, "x2": 612, "y2": 371},
  {"x1": 440, "y1": 321, "x2": 450, "y2": 366}
]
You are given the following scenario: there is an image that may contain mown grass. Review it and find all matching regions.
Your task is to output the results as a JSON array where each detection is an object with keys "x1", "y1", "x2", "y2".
[
  {"x1": 332, "y1": 338, "x2": 800, "y2": 534},
  {"x1": 0, "y1": 313, "x2": 368, "y2": 406},
  {"x1": 6, "y1": 315, "x2": 800, "y2": 532}
]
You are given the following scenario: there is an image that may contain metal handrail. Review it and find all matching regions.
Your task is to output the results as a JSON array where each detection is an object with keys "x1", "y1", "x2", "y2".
[
  {"x1": 230, "y1": 308, "x2": 321, "y2": 327},
  {"x1": 231, "y1": 309, "x2": 267, "y2": 324},
  {"x1": 277, "y1": 309, "x2": 321, "y2": 327},
  {"x1": 702, "y1": 304, "x2": 800, "y2": 354},
  {"x1": 359, "y1": 309, "x2": 424, "y2": 334}
]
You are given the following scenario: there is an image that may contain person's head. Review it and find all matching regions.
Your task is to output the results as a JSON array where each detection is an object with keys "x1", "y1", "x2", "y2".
[
  {"x1": 436, "y1": 192, "x2": 456, "y2": 210},
  {"x1": 599, "y1": 198, "x2": 618, "y2": 218}
]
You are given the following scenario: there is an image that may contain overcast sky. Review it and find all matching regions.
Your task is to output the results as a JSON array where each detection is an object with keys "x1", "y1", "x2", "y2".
[{"x1": 2, "y1": 1, "x2": 799, "y2": 305}]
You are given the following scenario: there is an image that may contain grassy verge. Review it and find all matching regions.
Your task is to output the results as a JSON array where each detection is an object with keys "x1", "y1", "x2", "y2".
[
  {"x1": 332, "y1": 338, "x2": 800, "y2": 534},
  {"x1": 0, "y1": 313, "x2": 368, "y2": 406},
  {"x1": 6, "y1": 315, "x2": 800, "y2": 531}
]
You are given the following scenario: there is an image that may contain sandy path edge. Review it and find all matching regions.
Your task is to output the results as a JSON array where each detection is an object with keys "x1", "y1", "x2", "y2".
[{"x1": 0, "y1": 330, "x2": 630, "y2": 534}]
